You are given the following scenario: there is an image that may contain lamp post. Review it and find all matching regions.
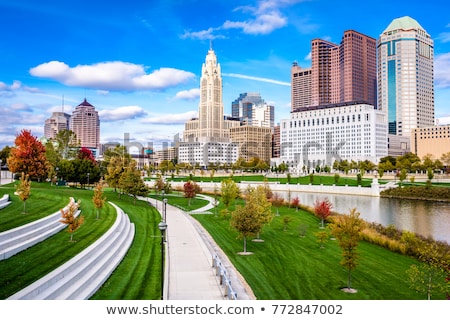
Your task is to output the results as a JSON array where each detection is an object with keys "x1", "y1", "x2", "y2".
[
  {"x1": 158, "y1": 221, "x2": 167, "y2": 300},
  {"x1": 0, "y1": 159, "x2": 2, "y2": 185},
  {"x1": 163, "y1": 198, "x2": 167, "y2": 222},
  {"x1": 87, "y1": 172, "x2": 90, "y2": 189}
]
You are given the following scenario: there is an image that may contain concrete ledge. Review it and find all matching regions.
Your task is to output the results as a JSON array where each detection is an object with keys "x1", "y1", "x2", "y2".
[
  {"x1": 0, "y1": 198, "x2": 77, "y2": 260},
  {"x1": 7, "y1": 201, "x2": 135, "y2": 300},
  {"x1": 0, "y1": 194, "x2": 11, "y2": 210}
]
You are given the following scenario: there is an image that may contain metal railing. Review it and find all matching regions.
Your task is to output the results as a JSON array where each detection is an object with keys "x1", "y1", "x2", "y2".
[{"x1": 211, "y1": 253, "x2": 238, "y2": 300}]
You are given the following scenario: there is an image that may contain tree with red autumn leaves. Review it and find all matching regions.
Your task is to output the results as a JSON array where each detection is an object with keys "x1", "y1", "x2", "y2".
[
  {"x1": 7, "y1": 129, "x2": 48, "y2": 181},
  {"x1": 183, "y1": 180, "x2": 199, "y2": 207},
  {"x1": 291, "y1": 196, "x2": 300, "y2": 212},
  {"x1": 314, "y1": 197, "x2": 333, "y2": 228},
  {"x1": 77, "y1": 147, "x2": 96, "y2": 163}
]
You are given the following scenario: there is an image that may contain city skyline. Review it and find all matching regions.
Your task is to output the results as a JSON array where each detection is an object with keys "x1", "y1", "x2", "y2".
[{"x1": 1, "y1": 0, "x2": 450, "y2": 150}]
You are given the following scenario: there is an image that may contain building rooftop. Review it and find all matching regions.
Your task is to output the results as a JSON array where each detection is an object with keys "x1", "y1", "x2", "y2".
[
  {"x1": 77, "y1": 98, "x2": 94, "y2": 107},
  {"x1": 383, "y1": 16, "x2": 424, "y2": 33}
]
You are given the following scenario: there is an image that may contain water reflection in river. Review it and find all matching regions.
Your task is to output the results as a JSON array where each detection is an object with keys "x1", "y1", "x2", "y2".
[{"x1": 281, "y1": 191, "x2": 450, "y2": 244}]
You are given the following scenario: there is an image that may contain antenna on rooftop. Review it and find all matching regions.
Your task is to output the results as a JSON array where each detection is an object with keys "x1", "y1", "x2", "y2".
[{"x1": 62, "y1": 94, "x2": 64, "y2": 113}]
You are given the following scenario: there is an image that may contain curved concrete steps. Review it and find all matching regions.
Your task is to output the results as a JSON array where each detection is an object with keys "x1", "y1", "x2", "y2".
[
  {"x1": 0, "y1": 194, "x2": 11, "y2": 209},
  {"x1": 7, "y1": 201, "x2": 134, "y2": 300},
  {"x1": 0, "y1": 198, "x2": 79, "y2": 260}
]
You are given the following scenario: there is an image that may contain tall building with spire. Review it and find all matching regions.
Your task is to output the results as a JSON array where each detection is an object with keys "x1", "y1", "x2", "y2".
[
  {"x1": 179, "y1": 47, "x2": 239, "y2": 167},
  {"x1": 377, "y1": 16, "x2": 434, "y2": 137},
  {"x1": 69, "y1": 99, "x2": 100, "y2": 152}
]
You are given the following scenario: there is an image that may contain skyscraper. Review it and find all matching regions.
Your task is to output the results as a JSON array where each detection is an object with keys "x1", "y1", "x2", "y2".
[
  {"x1": 44, "y1": 112, "x2": 71, "y2": 139},
  {"x1": 179, "y1": 47, "x2": 239, "y2": 167},
  {"x1": 377, "y1": 16, "x2": 434, "y2": 136},
  {"x1": 69, "y1": 99, "x2": 100, "y2": 151},
  {"x1": 310, "y1": 30, "x2": 377, "y2": 107},
  {"x1": 291, "y1": 62, "x2": 312, "y2": 111},
  {"x1": 183, "y1": 47, "x2": 232, "y2": 143},
  {"x1": 231, "y1": 92, "x2": 274, "y2": 127}
]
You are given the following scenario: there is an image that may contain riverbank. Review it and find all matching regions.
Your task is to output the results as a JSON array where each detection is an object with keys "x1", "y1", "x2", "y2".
[
  {"x1": 380, "y1": 185, "x2": 450, "y2": 202},
  {"x1": 168, "y1": 179, "x2": 392, "y2": 197}
]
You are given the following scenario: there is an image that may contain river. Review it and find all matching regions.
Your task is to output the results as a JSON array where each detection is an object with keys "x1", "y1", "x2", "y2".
[{"x1": 282, "y1": 191, "x2": 450, "y2": 244}]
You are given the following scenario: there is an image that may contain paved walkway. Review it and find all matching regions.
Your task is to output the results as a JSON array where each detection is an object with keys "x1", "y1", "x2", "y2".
[{"x1": 148, "y1": 195, "x2": 255, "y2": 300}]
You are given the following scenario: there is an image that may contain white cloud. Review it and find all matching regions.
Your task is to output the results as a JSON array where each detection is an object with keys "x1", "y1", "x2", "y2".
[
  {"x1": 98, "y1": 106, "x2": 147, "y2": 122},
  {"x1": 222, "y1": 73, "x2": 290, "y2": 86},
  {"x1": 29, "y1": 61, "x2": 195, "y2": 91},
  {"x1": 435, "y1": 53, "x2": 450, "y2": 88},
  {"x1": 223, "y1": 10, "x2": 286, "y2": 35},
  {"x1": 181, "y1": 0, "x2": 304, "y2": 40},
  {"x1": 175, "y1": 88, "x2": 200, "y2": 100},
  {"x1": 181, "y1": 28, "x2": 225, "y2": 40},
  {"x1": 142, "y1": 110, "x2": 198, "y2": 125},
  {"x1": 437, "y1": 32, "x2": 450, "y2": 43}
]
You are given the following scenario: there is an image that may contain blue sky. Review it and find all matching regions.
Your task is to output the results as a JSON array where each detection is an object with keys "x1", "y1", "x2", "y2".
[{"x1": 1, "y1": 0, "x2": 449, "y2": 151}]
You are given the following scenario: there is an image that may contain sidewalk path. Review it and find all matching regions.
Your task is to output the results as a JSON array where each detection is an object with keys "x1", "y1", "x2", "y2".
[{"x1": 147, "y1": 195, "x2": 255, "y2": 300}]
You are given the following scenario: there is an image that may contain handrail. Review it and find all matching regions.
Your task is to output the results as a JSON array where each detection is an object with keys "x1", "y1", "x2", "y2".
[{"x1": 211, "y1": 253, "x2": 238, "y2": 300}]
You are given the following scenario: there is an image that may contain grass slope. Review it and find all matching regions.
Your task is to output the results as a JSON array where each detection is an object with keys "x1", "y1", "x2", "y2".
[
  {"x1": 192, "y1": 205, "x2": 436, "y2": 300},
  {"x1": 0, "y1": 183, "x2": 163, "y2": 300}
]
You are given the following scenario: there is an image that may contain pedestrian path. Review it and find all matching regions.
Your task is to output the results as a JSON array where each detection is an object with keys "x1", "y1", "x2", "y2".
[{"x1": 147, "y1": 195, "x2": 255, "y2": 300}]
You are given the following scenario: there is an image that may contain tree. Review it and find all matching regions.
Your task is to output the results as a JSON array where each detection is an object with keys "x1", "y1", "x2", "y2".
[
  {"x1": 54, "y1": 129, "x2": 79, "y2": 160},
  {"x1": 271, "y1": 192, "x2": 284, "y2": 216},
  {"x1": 329, "y1": 208, "x2": 365, "y2": 292},
  {"x1": 92, "y1": 179, "x2": 106, "y2": 219},
  {"x1": 251, "y1": 186, "x2": 274, "y2": 241},
  {"x1": 440, "y1": 151, "x2": 450, "y2": 172},
  {"x1": 314, "y1": 198, "x2": 333, "y2": 228},
  {"x1": 334, "y1": 173, "x2": 340, "y2": 185},
  {"x1": 291, "y1": 196, "x2": 300, "y2": 212},
  {"x1": 154, "y1": 174, "x2": 165, "y2": 196},
  {"x1": 105, "y1": 155, "x2": 126, "y2": 192},
  {"x1": 77, "y1": 147, "x2": 96, "y2": 163},
  {"x1": 282, "y1": 216, "x2": 294, "y2": 231},
  {"x1": 60, "y1": 200, "x2": 84, "y2": 242},
  {"x1": 406, "y1": 242, "x2": 448, "y2": 300},
  {"x1": 220, "y1": 178, "x2": 240, "y2": 212},
  {"x1": 183, "y1": 180, "x2": 197, "y2": 207},
  {"x1": 399, "y1": 168, "x2": 408, "y2": 185},
  {"x1": 230, "y1": 186, "x2": 272, "y2": 253},
  {"x1": 119, "y1": 161, "x2": 149, "y2": 204},
  {"x1": 15, "y1": 172, "x2": 31, "y2": 213},
  {"x1": 8, "y1": 129, "x2": 48, "y2": 181},
  {"x1": 315, "y1": 230, "x2": 329, "y2": 249}
]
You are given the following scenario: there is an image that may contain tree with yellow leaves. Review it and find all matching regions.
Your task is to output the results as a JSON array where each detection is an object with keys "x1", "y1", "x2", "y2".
[
  {"x1": 60, "y1": 200, "x2": 84, "y2": 242},
  {"x1": 92, "y1": 179, "x2": 106, "y2": 220},
  {"x1": 15, "y1": 172, "x2": 31, "y2": 214}
]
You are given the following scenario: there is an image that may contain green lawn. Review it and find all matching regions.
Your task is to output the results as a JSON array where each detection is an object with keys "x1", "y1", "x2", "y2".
[
  {"x1": 0, "y1": 183, "x2": 162, "y2": 300},
  {"x1": 1, "y1": 183, "x2": 445, "y2": 300},
  {"x1": 147, "y1": 174, "x2": 382, "y2": 187},
  {"x1": 192, "y1": 204, "x2": 442, "y2": 300},
  {"x1": 148, "y1": 192, "x2": 210, "y2": 211}
]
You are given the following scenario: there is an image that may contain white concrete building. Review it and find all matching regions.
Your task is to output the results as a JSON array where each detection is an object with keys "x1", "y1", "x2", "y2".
[{"x1": 278, "y1": 102, "x2": 388, "y2": 171}]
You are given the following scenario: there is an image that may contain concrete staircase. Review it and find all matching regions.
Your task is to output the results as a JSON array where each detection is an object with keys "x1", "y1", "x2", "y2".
[
  {"x1": 0, "y1": 194, "x2": 11, "y2": 209},
  {"x1": 7, "y1": 202, "x2": 135, "y2": 300},
  {"x1": 0, "y1": 198, "x2": 79, "y2": 260}
]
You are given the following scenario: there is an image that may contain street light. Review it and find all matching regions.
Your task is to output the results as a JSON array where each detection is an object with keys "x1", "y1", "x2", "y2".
[
  {"x1": 0, "y1": 159, "x2": 2, "y2": 185},
  {"x1": 163, "y1": 198, "x2": 168, "y2": 222},
  {"x1": 87, "y1": 172, "x2": 90, "y2": 189},
  {"x1": 158, "y1": 221, "x2": 168, "y2": 300}
]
